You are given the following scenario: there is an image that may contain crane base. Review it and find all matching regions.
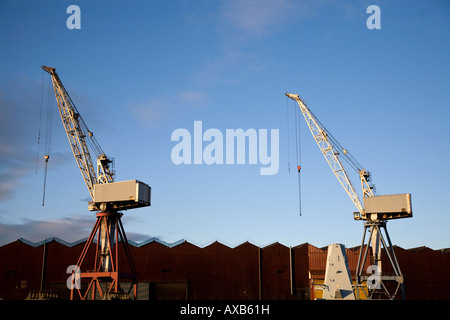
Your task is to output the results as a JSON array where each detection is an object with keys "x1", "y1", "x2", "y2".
[
  {"x1": 69, "y1": 212, "x2": 138, "y2": 300},
  {"x1": 355, "y1": 221, "x2": 405, "y2": 300}
]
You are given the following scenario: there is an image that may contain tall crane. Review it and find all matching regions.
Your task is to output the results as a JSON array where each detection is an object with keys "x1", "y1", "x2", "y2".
[
  {"x1": 42, "y1": 66, "x2": 151, "y2": 300},
  {"x1": 285, "y1": 92, "x2": 412, "y2": 299}
]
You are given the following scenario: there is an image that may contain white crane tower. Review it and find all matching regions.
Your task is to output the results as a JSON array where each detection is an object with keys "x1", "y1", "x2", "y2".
[
  {"x1": 285, "y1": 92, "x2": 412, "y2": 300},
  {"x1": 41, "y1": 66, "x2": 151, "y2": 300}
]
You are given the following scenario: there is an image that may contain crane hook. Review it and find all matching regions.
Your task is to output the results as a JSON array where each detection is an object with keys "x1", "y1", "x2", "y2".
[{"x1": 42, "y1": 155, "x2": 50, "y2": 206}]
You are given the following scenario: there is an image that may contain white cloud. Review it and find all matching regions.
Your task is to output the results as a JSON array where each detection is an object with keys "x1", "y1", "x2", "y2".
[
  {"x1": 128, "y1": 90, "x2": 208, "y2": 127},
  {"x1": 128, "y1": 98, "x2": 168, "y2": 127},
  {"x1": 191, "y1": 0, "x2": 306, "y2": 86},
  {"x1": 0, "y1": 214, "x2": 93, "y2": 245},
  {"x1": 220, "y1": 0, "x2": 295, "y2": 37},
  {"x1": 178, "y1": 90, "x2": 208, "y2": 108}
]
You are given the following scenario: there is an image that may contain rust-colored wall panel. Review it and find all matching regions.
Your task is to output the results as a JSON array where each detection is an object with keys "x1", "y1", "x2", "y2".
[
  {"x1": 1, "y1": 238, "x2": 449, "y2": 300},
  {"x1": 260, "y1": 243, "x2": 293, "y2": 300}
]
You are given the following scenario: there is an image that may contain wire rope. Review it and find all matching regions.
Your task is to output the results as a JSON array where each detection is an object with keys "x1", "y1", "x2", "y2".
[
  {"x1": 42, "y1": 75, "x2": 54, "y2": 206},
  {"x1": 36, "y1": 69, "x2": 45, "y2": 174},
  {"x1": 286, "y1": 97, "x2": 291, "y2": 173},
  {"x1": 294, "y1": 101, "x2": 302, "y2": 216}
]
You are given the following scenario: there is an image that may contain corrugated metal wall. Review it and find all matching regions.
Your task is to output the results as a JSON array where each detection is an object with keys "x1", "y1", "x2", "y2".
[
  {"x1": 0, "y1": 239, "x2": 449, "y2": 300},
  {"x1": 382, "y1": 246, "x2": 450, "y2": 300}
]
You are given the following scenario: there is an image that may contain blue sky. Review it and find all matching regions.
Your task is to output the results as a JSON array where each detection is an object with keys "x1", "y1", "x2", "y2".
[{"x1": 1, "y1": 0, "x2": 449, "y2": 250}]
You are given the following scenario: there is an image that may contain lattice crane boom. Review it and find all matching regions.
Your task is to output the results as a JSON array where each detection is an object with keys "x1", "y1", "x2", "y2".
[
  {"x1": 41, "y1": 66, "x2": 149, "y2": 213},
  {"x1": 285, "y1": 92, "x2": 372, "y2": 220},
  {"x1": 285, "y1": 91, "x2": 412, "y2": 223},
  {"x1": 41, "y1": 66, "x2": 114, "y2": 200}
]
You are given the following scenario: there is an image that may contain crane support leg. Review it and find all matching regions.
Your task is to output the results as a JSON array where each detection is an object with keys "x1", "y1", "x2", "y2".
[
  {"x1": 70, "y1": 212, "x2": 137, "y2": 300},
  {"x1": 355, "y1": 221, "x2": 405, "y2": 300}
]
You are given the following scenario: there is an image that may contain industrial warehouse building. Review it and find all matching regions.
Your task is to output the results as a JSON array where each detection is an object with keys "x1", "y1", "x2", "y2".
[{"x1": 1, "y1": 238, "x2": 449, "y2": 300}]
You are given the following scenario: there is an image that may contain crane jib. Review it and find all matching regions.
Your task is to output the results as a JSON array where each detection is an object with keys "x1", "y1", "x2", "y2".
[
  {"x1": 41, "y1": 66, "x2": 111, "y2": 196},
  {"x1": 41, "y1": 65, "x2": 150, "y2": 213},
  {"x1": 285, "y1": 92, "x2": 366, "y2": 219},
  {"x1": 284, "y1": 91, "x2": 412, "y2": 222}
]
